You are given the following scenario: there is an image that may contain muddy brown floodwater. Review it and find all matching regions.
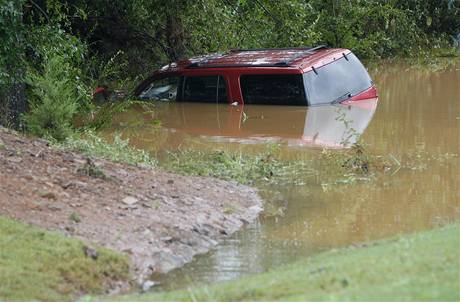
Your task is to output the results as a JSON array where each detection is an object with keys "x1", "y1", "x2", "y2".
[{"x1": 105, "y1": 61, "x2": 460, "y2": 290}]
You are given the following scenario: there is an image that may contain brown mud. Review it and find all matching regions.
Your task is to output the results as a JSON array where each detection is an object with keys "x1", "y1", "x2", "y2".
[{"x1": 0, "y1": 127, "x2": 262, "y2": 285}]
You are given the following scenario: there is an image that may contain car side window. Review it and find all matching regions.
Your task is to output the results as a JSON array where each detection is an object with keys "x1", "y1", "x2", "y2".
[
  {"x1": 240, "y1": 74, "x2": 307, "y2": 106},
  {"x1": 179, "y1": 75, "x2": 227, "y2": 103},
  {"x1": 138, "y1": 76, "x2": 179, "y2": 101}
]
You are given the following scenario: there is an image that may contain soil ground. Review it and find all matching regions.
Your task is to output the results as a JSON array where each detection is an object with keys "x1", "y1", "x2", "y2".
[{"x1": 0, "y1": 127, "x2": 262, "y2": 283}]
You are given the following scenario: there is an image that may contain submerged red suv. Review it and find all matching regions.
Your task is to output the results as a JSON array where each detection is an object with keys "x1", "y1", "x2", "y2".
[{"x1": 133, "y1": 45, "x2": 377, "y2": 106}]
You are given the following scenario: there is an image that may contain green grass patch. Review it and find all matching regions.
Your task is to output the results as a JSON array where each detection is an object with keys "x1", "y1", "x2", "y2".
[
  {"x1": 59, "y1": 130, "x2": 157, "y2": 167},
  {"x1": 0, "y1": 216, "x2": 130, "y2": 302},
  {"x1": 97, "y1": 224, "x2": 459, "y2": 302},
  {"x1": 162, "y1": 148, "x2": 287, "y2": 185}
]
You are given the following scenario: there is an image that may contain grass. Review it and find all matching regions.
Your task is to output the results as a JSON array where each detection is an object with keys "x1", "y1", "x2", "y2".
[
  {"x1": 162, "y1": 148, "x2": 287, "y2": 185},
  {"x1": 162, "y1": 142, "x2": 398, "y2": 187},
  {"x1": 96, "y1": 223, "x2": 460, "y2": 302},
  {"x1": 162, "y1": 145, "x2": 391, "y2": 184},
  {"x1": 0, "y1": 216, "x2": 130, "y2": 302},
  {"x1": 162, "y1": 141, "x2": 458, "y2": 190},
  {"x1": 59, "y1": 130, "x2": 157, "y2": 167}
]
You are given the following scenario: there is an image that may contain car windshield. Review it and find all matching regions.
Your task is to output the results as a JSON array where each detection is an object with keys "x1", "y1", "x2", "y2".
[
  {"x1": 138, "y1": 76, "x2": 179, "y2": 101},
  {"x1": 303, "y1": 53, "x2": 372, "y2": 105}
]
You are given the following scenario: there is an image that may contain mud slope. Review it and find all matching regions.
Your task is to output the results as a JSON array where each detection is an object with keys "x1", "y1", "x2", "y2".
[{"x1": 0, "y1": 127, "x2": 262, "y2": 282}]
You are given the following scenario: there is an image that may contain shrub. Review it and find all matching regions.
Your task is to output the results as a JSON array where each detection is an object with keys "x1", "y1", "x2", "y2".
[
  {"x1": 23, "y1": 55, "x2": 79, "y2": 141},
  {"x1": 21, "y1": 23, "x2": 92, "y2": 141}
]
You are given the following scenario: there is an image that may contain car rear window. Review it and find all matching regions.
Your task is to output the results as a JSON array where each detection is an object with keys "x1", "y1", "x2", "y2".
[
  {"x1": 180, "y1": 75, "x2": 227, "y2": 103},
  {"x1": 240, "y1": 74, "x2": 307, "y2": 106},
  {"x1": 303, "y1": 53, "x2": 372, "y2": 105}
]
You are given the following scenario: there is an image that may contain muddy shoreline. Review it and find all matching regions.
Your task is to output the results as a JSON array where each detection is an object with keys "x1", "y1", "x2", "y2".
[{"x1": 0, "y1": 127, "x2": 262, "y2": 285}]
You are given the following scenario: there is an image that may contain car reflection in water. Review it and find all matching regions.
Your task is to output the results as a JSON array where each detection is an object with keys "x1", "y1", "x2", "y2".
[{"x1": 148, "y1": 98, "x2": 378, "y2": 149}]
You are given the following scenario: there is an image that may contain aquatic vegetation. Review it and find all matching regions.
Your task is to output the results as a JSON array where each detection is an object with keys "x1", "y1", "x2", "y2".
[
  {"x1": 163, "y1": 142, "x2": 386, "y2": 186},
  {"x1": 318, "y1": 143, "x2": 381, "y2": 183},
  {"x1": 162, "y1": 138, "x2": 458, "y2": 191}
]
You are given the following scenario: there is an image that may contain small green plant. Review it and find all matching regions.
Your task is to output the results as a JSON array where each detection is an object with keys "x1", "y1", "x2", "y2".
[
  {"x1": 77, "y1": 158, "x2": 108, "y2": 180},
  {"x1": 318, "y1": 143, "x2": 374, "y2": 186},
  {"x1": 223, "y1": 204, "x2": 236, "y2": 215},
  {"x1": 69, "y1": 212, "x2": 81, "y2": 223}
]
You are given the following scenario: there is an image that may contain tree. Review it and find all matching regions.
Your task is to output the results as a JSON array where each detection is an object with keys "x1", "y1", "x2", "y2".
[{"x1": 0, "y1": 0, "x2": 26, "y2": 129}]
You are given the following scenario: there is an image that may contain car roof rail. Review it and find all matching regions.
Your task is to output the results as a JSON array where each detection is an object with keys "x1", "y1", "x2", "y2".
[
  {"x1": 187, "y1": 63, "x2": 292, "y2": 69},
  {"x1": 186, "y1": 45, "x2": 328, "y2": 69},
  {"x1": 229, "y1": 45, "x2": 328, "y2": 52}
]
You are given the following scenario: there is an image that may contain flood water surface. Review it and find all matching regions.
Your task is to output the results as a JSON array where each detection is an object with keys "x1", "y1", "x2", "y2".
[{"x1": 108, "y1": 62, "x2": 460, "y2": 289}]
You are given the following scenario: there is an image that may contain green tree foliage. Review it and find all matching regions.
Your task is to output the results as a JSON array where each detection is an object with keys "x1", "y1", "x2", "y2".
[
  {"x1": 0, "y1": 0, "x2": 25, "y2": 84},
  {"x1": 313, "y1": 0, "x2": 425, "y2": 58},
  {"x1": 394, "y1": 0, "x2": 460, "y2": 36},
  {"x1": 182, "y1": 0, "x2": 321, "y2": 51},
  {"x1": 61, "y1": 0, "x2": 459, "y2": 77},
  {"x1": 0, "y1": 0, "x2": 26, "y2": 128}
]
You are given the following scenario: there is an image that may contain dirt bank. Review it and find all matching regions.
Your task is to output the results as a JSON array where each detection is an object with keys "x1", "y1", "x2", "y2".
[{"x1": 0, "y1": 127, "x2": 262, "y2": 284}]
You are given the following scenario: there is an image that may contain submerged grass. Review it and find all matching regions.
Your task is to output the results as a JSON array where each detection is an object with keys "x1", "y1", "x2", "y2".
[
  {"x1": 0, "y1": 217, "x2": 130, "y2": 302},
  {"x1": 162, "y1": 147, "x2": 286, "y2": 185},
  {"x1": 97, "y1": 223, "x2": 460, "y2": 302},
  {"x1": 162, "y1": 143, "x2": 396, "y2": 186}
]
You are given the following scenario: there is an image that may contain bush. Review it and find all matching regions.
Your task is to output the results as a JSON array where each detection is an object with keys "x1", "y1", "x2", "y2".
[
  {"x1": 22, "y1": 25, "x2": 91, "y2": 141},
  {"x1": 23, "y1": 55, "x2": 80, "y2": 140}
]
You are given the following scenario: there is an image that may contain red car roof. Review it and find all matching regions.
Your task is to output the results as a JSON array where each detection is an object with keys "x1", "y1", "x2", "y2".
[{"x1": 157, "y1": 46, "x2": 351, "y2": 74}]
